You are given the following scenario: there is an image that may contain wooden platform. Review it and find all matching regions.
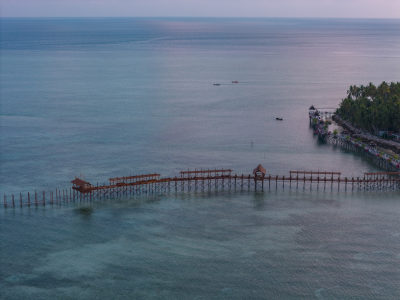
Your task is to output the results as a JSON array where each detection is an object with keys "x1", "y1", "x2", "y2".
[{"x1": 3, "y1": 167, "x2": 399, "y2": 209}]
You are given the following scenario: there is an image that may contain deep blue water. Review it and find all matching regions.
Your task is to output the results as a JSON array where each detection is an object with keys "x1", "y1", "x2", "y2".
[{"x1": 1, "y1": 18, "x2": 400, "y2": 299}]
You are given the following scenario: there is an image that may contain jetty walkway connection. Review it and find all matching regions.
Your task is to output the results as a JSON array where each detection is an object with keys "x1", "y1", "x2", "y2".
[
  {"x1": 309, "y1": 107, "x2": 400, "y2": 171},
  {"x1": 2, "y1": 165, "x2": 400, "y2": 209}
]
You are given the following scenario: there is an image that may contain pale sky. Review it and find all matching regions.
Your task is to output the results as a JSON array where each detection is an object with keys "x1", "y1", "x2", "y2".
[{"x1": 1, "y1": 0, "x2": 399, "y2": 18}]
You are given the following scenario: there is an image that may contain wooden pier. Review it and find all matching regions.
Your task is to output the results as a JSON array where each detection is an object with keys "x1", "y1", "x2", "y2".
[
  {"x1": 2, "y1": 166, "x2": 400, "y2": 209},
  {"x1": 309, "y1": 108, "x2": 400, "y2": 171},
  {"x1": 326, "y1": 134, "x2": 400, "y2": 171}
]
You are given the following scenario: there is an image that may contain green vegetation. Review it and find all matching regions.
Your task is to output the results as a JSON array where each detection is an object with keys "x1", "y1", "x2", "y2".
[{"x1": 336, "y1": 82, "x2": 400, "y2": 133}]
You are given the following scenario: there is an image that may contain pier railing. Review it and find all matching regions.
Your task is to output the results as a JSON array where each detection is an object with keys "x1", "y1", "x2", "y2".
[{"x1": 2, "y1": 168, "x2": 400, "y2": 209}]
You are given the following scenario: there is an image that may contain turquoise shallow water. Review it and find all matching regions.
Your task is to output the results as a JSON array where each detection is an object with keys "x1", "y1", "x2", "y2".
[
  {"x1": 1, "y1": 18, "x2": 400, "y2": 299},
  {"x1": 1, "y1": 190, "x2": 400, "y2": 299}
]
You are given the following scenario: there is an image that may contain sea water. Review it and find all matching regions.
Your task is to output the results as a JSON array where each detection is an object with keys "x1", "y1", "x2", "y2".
[{"x1": 1, "y1": 18, "x2": 400, "y2": 299}]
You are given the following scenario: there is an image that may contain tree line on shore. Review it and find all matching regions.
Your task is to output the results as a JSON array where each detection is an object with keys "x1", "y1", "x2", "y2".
[{"x1": 336, "y1": 82, "x2": 400, "y2": 134}]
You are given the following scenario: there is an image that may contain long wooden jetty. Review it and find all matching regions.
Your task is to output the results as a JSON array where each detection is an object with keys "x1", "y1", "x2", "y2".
[{"x1": 2, "y1": 166, "x2": 400, "y2": 209}]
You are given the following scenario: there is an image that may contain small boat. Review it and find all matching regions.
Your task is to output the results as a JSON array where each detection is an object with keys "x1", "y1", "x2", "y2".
[
  {"x1": 232, "y1": 80, "x2": 239, "y2": 84},
  {"x1": 213, "y1": 83, "x2": 221, "y2": 86},
  {"x1": 276, "y1": 117, "x2": 283, "y2": 121}
]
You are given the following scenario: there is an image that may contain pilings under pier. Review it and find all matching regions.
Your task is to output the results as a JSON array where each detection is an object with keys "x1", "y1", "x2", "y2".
[
  {"x1": 327, "y1": 135, "x2": 400, "y2": 171},
  {"x1": 2, "y1": 168, "x2": 400, "y2": 209}
]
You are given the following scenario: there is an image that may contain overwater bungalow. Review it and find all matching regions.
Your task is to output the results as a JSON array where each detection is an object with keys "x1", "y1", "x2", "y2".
[
  {"x1": 253, "y1": 164, "x2": 266, "y2": 179},
  {"x1": 71, "y1": 178, "x2": 92, "y2": 193}
]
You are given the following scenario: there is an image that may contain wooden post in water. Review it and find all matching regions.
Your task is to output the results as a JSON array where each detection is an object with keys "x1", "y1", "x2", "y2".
[{"x1": 363, "y1": 175, "x2": 366, "y2": 190}]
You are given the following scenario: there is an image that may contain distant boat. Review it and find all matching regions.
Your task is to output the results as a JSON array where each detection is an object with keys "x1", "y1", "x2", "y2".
[
  {"x1": 213, "y1": 83, "x2": 221, "y2": 86},
  {"x1": 276, "y1": 117, "x2": 283, "y2": 121},
  {"x1": 232, "y1": 80, "x2": 239, "y2": 84}
]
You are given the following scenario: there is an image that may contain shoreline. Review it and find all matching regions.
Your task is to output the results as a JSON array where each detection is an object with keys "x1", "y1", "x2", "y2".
[
  {"x1": 332, "y1": 114, "x2": 400, "y2": 155},
  {"x1": 308, "y1": 108, "x2": 400, "y2": 171}
]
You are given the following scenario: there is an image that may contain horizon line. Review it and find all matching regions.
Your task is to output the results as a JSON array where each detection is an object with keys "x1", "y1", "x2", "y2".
[{"x1": 1, "y1": 16, "x2": 399, "y2": 20}]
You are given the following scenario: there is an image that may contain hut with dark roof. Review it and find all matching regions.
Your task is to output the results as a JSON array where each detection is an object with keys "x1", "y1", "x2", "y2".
[
  {"x1": 253, "y1": 164, "x2": 266, "y2": 179},
  {"x1": 71, "y1": 178, "x2": 92, "y2": 193}
]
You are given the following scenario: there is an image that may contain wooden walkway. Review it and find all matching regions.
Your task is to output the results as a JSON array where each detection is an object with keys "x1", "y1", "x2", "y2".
[
  {"x1": 308, "y1": 109, "x2": 400, "y2": 171},
  {"x1": 333, "y1": 115, "x2": 400, "y2": 154},
  {"x1": 3, "y1": 168, "x2": 400, "y2": 209}
]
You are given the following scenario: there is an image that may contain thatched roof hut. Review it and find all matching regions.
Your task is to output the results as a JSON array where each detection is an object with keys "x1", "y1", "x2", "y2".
[
  {"x1": 71, "y1": 178, "x2": 91, "y2": 186},
  {"x1": 71, "y1": 178, "x2": 92, "y2": 192},
  {"x1": 253, "y1": 164, "x2": 266, "y2": 177}
]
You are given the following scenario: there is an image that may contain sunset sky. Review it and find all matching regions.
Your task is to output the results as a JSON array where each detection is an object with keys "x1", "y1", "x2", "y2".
[{"x1": 1, "y1": 0, "x2": 399, "y2": 18}]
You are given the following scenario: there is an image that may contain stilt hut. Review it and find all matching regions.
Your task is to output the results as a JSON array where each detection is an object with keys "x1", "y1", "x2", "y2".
[
  {"x1": 253, "y1": 164, "x2": 266, "y2": 180},
  {"x1": 71, "y1": 178, "x2": 92, "y2": 193}
]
